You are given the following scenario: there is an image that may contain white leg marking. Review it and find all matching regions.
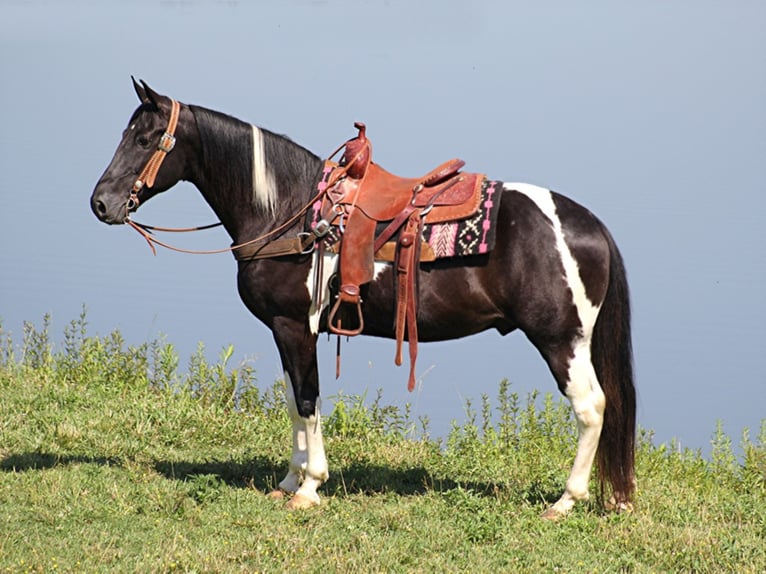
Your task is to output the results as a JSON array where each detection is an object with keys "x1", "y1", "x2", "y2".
[
  {"x1": 506, "y1": 183, "x2": 601, "y2": 335},
  {"x1": 279, "y1": 373, "x2": 328, "y2": 505},
  {"x1": 548, "y1": 338, "x2": 606, "y2": 516},
  {"x1": 251, "y1": 125, "x2": 277, "y2": 215}
]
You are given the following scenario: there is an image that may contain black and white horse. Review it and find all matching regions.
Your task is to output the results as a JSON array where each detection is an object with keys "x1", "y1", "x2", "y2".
[{"x1": 91, "y1": 80, "x2": 636, "y2": 519}]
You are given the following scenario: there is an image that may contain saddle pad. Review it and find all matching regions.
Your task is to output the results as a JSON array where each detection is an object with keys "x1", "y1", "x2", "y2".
[{"x1": 422, "y1": 178, "x2": 502, "y2": 258}]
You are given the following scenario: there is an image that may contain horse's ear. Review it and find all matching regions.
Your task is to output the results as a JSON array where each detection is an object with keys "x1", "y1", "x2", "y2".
[
  {"x1": 132, "y1": 77, "x2": 165, "y2": 109},
  {"x1": 140, "y1": 80, "x2": 164, "y2": 108},
  {"x1": 132, "y1": 76, "x2": 149, "y2": 103}
]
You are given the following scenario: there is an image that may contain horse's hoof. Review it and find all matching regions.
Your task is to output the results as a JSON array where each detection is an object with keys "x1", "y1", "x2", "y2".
[
  {"x1": 286, "y1": 493, "x2": 319, "y2": 510},
  {"x1": 540, "y1": 506, "x2": 566, "y2": 521},
  {"x1": 266, "y1": 489, "x2": 287, "y2": 500},
  {"x1": 605, "y1": 498, "x2": 634, "y2": 514}
]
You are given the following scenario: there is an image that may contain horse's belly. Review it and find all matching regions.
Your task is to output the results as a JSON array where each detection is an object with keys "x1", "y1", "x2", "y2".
[{"x1": 359, "y1": 262, "x2": 515, "y2": 341}]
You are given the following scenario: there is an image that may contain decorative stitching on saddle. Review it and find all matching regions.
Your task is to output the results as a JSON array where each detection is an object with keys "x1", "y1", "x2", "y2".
[{"x1": 425, "y1": 179, "x2": 501, "y2": 258}]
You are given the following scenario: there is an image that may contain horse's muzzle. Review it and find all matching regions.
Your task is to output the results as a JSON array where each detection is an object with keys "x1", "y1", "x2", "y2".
[{"x1": 90, "y1": 191, "x2": 127, "y2": 225}]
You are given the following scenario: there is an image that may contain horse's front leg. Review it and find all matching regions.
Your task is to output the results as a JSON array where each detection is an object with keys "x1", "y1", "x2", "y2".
[
  {"x1": 274, "y1": 373, "x2": 328, "y2": 509},
  {"x1": 268, "y1": 318, "x2": 328, "y2": 509}
]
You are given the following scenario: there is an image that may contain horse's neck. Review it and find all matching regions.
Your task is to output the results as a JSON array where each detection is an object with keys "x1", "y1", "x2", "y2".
[
  {"x1": 189, "y1": 106, "x2": 323, "y2": 242},
  {"x1": 242, "y1": 138, "x2": 325, "y2": 241}
]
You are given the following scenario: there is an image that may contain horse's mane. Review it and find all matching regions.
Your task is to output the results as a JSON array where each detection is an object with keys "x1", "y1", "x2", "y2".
[
  {"x1": 190, "y1": 105, "x2": 321, "y2": 216},
  {"x1": 189, "y1": 105, "x2": 259, "y2": 209}
]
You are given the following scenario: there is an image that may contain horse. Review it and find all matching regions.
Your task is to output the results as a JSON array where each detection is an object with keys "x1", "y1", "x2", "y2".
[{"x1": 90, "y1": 79, "x2": 636, "y2": 519}]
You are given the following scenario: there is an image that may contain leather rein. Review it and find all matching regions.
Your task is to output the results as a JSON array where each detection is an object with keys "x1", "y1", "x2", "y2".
[{"x1": 124, "y1": 97, "x2": 335, "y2": 259}]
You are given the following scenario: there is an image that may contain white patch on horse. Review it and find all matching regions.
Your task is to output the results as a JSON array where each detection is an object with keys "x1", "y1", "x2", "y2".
[
  {"x1": 372, "y1": 260, "x2": 390, "y2": 281},
  {"x1": 506, "y1": 182, "x2": 600, "y2": 337},
  {"x1": 306, "y1": 254, "x2": 390, "y2": 335},
  {"x1": 542, "y1": 336, "x2": 607, "y2": 516},
  {"x1": 306, "y1": 252, "x2": 338, "y2": 335},
  {"x1": 251, "y1": 125, "x2": 277, "y2": 215},
  {"x1": 280, "y1": 373, "x2": 328, "y2": 504}
]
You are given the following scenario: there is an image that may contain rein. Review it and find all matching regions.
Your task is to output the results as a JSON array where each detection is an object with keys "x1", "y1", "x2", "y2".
[{"x1": 126, "y1": 197, "x2": 321, "y2": 258}]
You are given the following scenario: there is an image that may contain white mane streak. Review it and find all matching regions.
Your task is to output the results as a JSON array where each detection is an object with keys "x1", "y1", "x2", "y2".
[{"x1": 251, "y1": 125, "x2": 277, "y2": 214}]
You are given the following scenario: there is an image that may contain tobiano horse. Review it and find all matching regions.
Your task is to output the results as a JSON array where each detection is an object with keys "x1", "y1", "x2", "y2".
[{"x1": 90, "y1": 80, "x2": 636, "y2": 519}]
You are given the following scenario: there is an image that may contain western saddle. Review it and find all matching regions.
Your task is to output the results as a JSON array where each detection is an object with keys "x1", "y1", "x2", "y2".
[{"x1": 315, "y1": 122, "x2": 484, "y2": 391}]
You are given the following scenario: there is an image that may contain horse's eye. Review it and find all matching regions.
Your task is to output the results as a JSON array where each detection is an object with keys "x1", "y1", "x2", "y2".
[{"x1": 136, "y1": 134, "x2": 151, "y2": 148}]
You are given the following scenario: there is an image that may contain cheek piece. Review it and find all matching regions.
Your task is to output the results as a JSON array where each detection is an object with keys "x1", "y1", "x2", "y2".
[{"x1": 125, "y1": 98, "x2": 180, "y2": 218}]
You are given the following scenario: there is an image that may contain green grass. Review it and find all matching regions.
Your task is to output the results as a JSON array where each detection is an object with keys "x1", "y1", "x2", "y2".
[{"x1": 0, "y1": 312, "x2": 764, "y2": 573}]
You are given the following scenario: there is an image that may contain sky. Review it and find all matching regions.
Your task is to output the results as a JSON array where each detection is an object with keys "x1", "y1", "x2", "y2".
[{"x1": 1, "y1": 1, "x2": 764, "y2": 456}]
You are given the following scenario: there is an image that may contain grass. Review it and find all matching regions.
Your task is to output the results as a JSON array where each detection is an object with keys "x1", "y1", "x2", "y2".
[{"x1": 0, "y1": 311, "x2": 764, "y2": 573}]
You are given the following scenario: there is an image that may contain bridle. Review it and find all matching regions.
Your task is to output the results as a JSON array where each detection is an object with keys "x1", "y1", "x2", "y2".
[{"x1": 125, "y1": 98, "x2": 181, "y2": 217}]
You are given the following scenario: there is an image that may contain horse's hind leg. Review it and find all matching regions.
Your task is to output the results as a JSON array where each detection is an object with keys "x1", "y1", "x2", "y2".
[{"x1": 539, "y1": 336, "x2": 605, "y2": 520}]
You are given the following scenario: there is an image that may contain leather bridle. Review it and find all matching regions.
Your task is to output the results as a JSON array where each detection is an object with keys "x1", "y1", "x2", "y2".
[{"x1": 125, "y1": 98, "x2": 181, "y2": 218}]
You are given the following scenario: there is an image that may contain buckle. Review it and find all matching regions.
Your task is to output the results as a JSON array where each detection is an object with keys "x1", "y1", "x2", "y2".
[
  {"x1": 297, "y1": 232, "x2": 316, "y2": 254},
  {"x1": 312, "y1": 219, "x2": 331, "y2": 238},
  {"x1": 158, "y1": 132, "x2": 176, "y2": 153}
]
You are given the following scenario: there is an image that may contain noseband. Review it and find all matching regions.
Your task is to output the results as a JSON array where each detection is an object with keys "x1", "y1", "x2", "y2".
[{"x1": 126, "y1": 98, "x2": 181, "y2": 218}]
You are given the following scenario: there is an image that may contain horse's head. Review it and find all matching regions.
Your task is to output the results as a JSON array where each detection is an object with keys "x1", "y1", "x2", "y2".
[{"x1": 91, "y1": 79, "x2": 196, "y2": 224}]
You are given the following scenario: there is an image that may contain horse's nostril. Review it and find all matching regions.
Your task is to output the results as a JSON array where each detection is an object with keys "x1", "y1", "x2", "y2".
[{"x1": 91, "y1": 195, "x2": 110, "y2": 221}]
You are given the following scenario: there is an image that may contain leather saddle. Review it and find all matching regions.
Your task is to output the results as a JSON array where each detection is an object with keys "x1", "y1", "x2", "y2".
[{"x1": 317, "y1": 122, "x2": 484, "y2": 390}]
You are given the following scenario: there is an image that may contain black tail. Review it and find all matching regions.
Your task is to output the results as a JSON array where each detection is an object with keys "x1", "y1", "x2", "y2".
[{"x1": 591, "y1": 225, "x2": 636, "y2": 505}]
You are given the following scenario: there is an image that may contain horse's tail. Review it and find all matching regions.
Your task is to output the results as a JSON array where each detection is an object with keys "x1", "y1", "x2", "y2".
[{"x1": 592, "y1": 224, "x2": 636, "y2": 505}]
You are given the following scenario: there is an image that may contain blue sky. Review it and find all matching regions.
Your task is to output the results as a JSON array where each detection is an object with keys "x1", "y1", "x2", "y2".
[{"x1": 1, "y1": 1, "x2": 764, "y2": 453}]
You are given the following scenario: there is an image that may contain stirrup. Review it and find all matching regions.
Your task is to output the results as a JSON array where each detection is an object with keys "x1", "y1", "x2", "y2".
[{"x1": 327, "y1": 295, "x2": 364, "y2": 337}]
